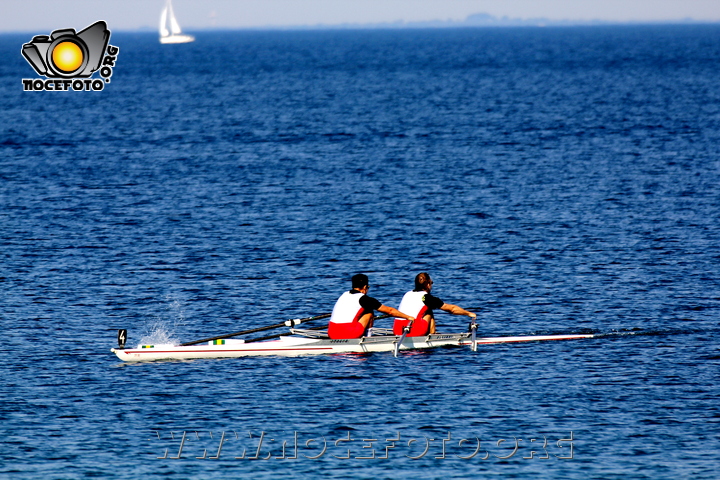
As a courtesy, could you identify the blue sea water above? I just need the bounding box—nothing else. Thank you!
[1,25,720,479]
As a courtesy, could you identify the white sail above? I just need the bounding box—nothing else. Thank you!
[159,0,194,44]
[159,7,169,37]
[168,2,183,34]
[169,16,183,35]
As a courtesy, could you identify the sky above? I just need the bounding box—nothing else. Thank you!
[2,0,719,33]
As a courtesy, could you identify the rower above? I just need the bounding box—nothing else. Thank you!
[328,274,415,339]
[393,272,477,336]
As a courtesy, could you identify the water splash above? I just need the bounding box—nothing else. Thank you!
[137,295,187,346]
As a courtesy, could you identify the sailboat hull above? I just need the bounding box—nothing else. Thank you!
[160,34,195,44]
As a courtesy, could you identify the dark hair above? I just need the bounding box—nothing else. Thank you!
[351,274,369,289]
[414,272,432,291]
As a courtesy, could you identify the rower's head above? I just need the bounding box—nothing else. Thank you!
[414,272,433,292]
[352,273,369,293]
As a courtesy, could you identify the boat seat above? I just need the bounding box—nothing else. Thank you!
[369,328,394,336]
[290,328,330,339]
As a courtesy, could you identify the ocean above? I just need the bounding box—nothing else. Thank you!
[1,25,719,479]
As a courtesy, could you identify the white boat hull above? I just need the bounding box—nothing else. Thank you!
[111,332,594,362]
[160,34,195,44]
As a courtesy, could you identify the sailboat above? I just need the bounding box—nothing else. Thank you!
[159,0,195,44]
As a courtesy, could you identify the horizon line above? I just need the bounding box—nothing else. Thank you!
[1,14,719,35]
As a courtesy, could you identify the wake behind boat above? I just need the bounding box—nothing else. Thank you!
[110,318,595,362]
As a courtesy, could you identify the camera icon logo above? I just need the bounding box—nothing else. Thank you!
[21,21,119,91]
[22,21,110,78]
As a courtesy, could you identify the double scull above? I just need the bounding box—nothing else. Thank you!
[111,326,594,362]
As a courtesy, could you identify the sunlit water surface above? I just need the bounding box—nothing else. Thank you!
[1,26,719,479]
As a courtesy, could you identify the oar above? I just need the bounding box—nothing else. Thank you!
[247,325,327,343]
[245,314,393,343]
[469,317,478,352]
[393,319,414,357]
[180,313,332,346]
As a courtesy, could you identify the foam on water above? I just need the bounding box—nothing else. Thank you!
[137,321,179,347]
[137,295,186,346]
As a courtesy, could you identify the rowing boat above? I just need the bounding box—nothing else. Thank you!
[111,327,594,362]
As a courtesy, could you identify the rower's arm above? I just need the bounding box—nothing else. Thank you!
[378,305,415,321]
[440,303,476,319]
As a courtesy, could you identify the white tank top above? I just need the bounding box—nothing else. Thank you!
[330,291,365,324]
[397,290,429,319]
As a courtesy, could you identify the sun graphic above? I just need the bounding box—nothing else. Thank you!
[51,41,84,73]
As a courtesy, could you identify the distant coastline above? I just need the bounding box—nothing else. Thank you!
[252,12,719,30]
[141,12,720,32]
[3,12,718,35]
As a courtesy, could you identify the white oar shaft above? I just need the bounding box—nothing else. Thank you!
[180,313,331,346]
[393,321,413,357]
[470,321,478,352]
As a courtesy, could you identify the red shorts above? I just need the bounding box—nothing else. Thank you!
[392,318,430,337]
[328,321,366,339]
